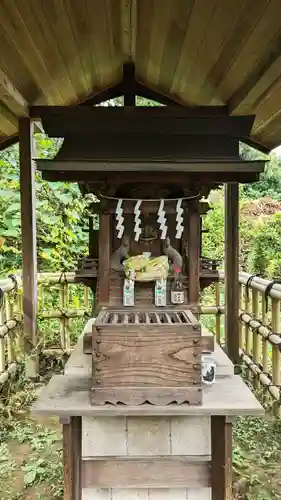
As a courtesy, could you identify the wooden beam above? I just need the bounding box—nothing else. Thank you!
[79,82,123,107]
[188,200,200,305]
[224,183,240,366]
[40,169,261,184]
[123,62,136,106]
[19,118,38,378]
[0,134,18,151]
[211,416,232,500]
[82,457,210,489]
[136,81,184,107]
[228,31,281,114]
[0,67,28,116]
[36,159,265,173]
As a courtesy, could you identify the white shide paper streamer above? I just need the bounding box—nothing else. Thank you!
[157,199,167,240]
[175,198,184,239]
[115,199,124,239]
[134,200,142,241]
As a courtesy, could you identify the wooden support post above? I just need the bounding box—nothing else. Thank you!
[19,118,38,378]
[188,201,200,305]
[98,214,111,305]
[61,416,82,500]
[123,62,136,106]
[224,183,239,367]
[211,416,233,500]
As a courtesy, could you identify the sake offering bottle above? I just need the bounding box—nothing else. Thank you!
[123,271,135,306]
[155,278,167,306]
[171,268,185,305]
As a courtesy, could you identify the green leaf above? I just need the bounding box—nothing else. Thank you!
[24,468,37,486]
[1,227,19,237]
[5,203,21,215]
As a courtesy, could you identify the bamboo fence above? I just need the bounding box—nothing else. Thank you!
[202,272,281,415]
[1,270,281,414]
[0,272,91,385]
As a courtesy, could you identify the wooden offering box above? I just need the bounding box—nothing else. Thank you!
[90,308,214,406]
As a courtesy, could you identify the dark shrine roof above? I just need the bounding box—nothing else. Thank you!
[1,1,281,153]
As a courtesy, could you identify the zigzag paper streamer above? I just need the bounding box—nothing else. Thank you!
[115,199,124,239]
[134,200,142,241]
[175,198,184,239]
[157,199,167,240]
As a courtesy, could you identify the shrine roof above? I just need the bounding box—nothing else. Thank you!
[1,1,281,153]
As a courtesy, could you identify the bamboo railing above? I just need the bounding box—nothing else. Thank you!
[1,270,281,414]
[201,272,281,415]
[0,272,91,385]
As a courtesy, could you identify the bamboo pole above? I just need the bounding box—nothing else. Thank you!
[244,285,251,355]
[84,286,89,311]
[0,306,5,373]
[271,298,281,416]
[261,294,269,376]
[215,281,221,344]
[5,294,14,363]
[238,283,245,351]
[59,283,69,351]
[0,362,17,385]
[252,288,261,389]
[261,294,269,405]
[240,349,280,403]
[239,311,281,348]
[40,309,86,319]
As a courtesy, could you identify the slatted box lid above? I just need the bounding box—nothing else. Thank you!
[90,308,214,406]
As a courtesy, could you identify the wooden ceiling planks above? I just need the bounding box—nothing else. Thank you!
[144,0,172,89]
[201,0,269,107]
[191,0,245,105]
[135,0,154,85]
[0,0,64,105]
[158,0,194,94]
[219,0,280,105]
[84,0,122,88]
[2,0,281,151]
[17,0,78,104]
[170,0,217,102]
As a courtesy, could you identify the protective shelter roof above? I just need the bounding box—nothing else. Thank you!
[1,0,281,153]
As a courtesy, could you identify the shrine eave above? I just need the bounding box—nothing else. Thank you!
[37,159,265,173]
[37,159,265,185]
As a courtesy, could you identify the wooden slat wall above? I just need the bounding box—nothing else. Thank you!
[2,0,281,149]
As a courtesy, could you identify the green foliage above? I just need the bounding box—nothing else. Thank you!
[240,143,281,201]
[202,190,256,268]
[0,135,88,273]
[247,213,281,277]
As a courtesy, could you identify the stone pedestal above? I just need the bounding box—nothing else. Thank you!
[33,320,263,500]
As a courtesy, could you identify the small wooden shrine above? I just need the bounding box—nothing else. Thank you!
[35,105,265,500]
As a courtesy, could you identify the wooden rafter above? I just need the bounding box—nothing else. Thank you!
[0,67,28,117]
[228,30,281,114]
